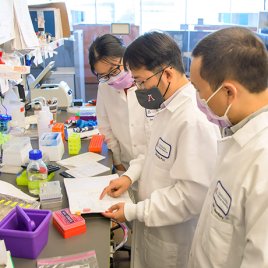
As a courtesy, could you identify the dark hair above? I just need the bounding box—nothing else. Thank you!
[192,26,268,93]
[123,31,185,73]
[88,34,125,75]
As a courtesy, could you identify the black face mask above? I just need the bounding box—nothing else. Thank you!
[135,87,164,109]
[135,83,170,110]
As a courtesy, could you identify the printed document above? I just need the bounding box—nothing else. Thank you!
[64,174,133,214]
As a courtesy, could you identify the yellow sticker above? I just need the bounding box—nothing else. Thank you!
[4,201,12,206]
[11,202,18,207]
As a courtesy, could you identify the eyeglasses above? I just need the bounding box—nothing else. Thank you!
[97,65,122,82]
[133,66,170,89]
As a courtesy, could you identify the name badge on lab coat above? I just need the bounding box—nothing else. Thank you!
[145,109,158,118]
[155,138,171,159]
[213,181,232,217]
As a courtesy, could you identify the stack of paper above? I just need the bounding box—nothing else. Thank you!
[64,174,133,214]
[13,0,39,49]
[57,152,109,178]
[57,152,105,169]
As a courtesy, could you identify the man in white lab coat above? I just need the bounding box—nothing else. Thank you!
[100,31,220,268]
[89,34,153,174]
[188,27,268,267]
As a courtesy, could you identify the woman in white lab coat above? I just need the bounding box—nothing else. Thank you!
[188,27,268,267]
[88,34,153,174]
[100,32,220,268]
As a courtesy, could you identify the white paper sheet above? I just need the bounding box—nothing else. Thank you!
[64,174,133,214]
[57,152,105,169]
[0,0,15,45]
[66,163,110,178]
[0,180,36,201]
[13,0,39,48]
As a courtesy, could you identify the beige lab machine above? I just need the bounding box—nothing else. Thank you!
[29,61,73,109]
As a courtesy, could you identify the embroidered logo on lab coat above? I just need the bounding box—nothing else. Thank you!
[212,181,232,219]
[148,94,156,102]
[155,138,171,159]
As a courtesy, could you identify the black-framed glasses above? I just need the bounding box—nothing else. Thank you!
[133,66,170,89]
[97,64,123,82]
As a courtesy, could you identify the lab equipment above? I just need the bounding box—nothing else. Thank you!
[52,208,86,238]
[39,181,63,210]
[67,133,81,155]
[88,134,104,153]
[52,122,65,140]
[29,61,73,109]
[37,105,53,138]
[39,132,64,161]
[2,136,32,167]
[16,170,55,186]
[39,181,62,201]
[0,114,11,132]
[27,149,48,196]
[0,208,52,259]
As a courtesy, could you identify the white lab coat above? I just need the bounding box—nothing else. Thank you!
[188,111,268,268]
[96,82,154,169]
[124,83,220,268]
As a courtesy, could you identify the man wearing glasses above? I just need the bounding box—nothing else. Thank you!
[100,31,220,268]
[89,34,154,177]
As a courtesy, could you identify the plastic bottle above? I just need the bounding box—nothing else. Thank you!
[27,149,48,196]
[37,105,53,138]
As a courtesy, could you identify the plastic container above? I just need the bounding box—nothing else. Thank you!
[39,132,64,161]
[27,149,48,196]
[37,106,53,138]
[2,136,32,167]
[88,134,104,153]
[52,123,65,140]
[68,133,81,155]
[52,208,86,239]
[0,208,52,259]
[0,114,12,133]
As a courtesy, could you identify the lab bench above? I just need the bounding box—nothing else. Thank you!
[0,112,113,268]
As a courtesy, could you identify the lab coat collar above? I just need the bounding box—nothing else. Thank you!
[231,111,268,147]
[162,82,194,113]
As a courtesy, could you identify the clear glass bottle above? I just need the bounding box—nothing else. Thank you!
[27,149,48,195]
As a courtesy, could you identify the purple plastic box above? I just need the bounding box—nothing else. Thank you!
[0,208,52,259]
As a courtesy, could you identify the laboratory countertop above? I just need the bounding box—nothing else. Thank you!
[0,111,113,268]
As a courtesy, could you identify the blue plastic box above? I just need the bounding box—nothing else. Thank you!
[0,208,52,259]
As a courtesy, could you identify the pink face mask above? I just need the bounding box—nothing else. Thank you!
[196,85,232,128]
[107,71,134,90]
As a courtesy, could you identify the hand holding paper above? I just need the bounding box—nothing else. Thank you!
[64,174,133,214]
[102,202,126,223]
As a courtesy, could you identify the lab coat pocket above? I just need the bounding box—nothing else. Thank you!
[144,230,178,268]
[201,214,233,267]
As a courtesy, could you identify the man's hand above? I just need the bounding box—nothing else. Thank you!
[99,176,132,199]
[114,164,126,172]
[102,202,126,222]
